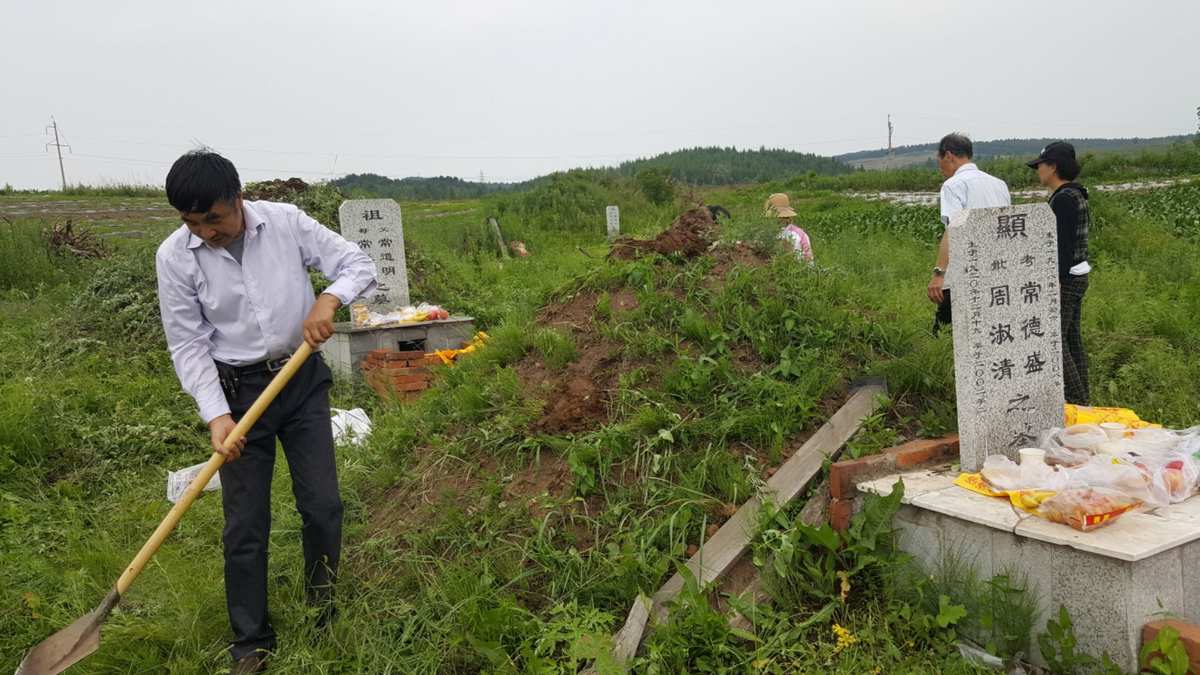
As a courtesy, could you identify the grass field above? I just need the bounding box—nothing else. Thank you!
[2,157,1199,672]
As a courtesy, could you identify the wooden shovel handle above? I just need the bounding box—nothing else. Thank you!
[116,342,314,595]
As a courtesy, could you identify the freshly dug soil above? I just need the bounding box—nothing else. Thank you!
[608,207,716,260]
[520,290,624,434]
[242,177,310,201]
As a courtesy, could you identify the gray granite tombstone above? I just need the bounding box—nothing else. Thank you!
[949,204,1064,471]
[339,198,409,310]
[606,205,620,240]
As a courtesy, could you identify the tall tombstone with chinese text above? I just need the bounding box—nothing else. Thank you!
[949,204,1064,471]
[338,198,409,310]
[606,205,619,240]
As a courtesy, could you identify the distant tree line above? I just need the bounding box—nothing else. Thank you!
[838,135,1197,163]
[331,147,854,199]
[331,136,1199,200]
[331,173,526,201]
[611,146,851,185]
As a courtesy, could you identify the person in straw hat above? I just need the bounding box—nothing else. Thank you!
[765,193,813,262]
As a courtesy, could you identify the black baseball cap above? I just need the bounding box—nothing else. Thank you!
[1027,141,1076,168]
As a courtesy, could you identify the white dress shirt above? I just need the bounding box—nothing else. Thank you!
[156,200,377,422]
[939,163,1011,288]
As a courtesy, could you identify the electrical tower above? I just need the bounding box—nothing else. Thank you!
[45,117,71,190]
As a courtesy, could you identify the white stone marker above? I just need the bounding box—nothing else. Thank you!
[339,198,408,310]
[949,204,1064,471]
[606,205,620,240]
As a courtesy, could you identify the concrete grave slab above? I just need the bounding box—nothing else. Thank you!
[911,485,1024,532]
[855,469,954,502]
[1182,540,1200,623]
[1014,511,1200,562]
[1050,546,1131,664]
[857,469,1200,671]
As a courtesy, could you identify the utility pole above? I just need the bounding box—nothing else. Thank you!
[887,114,894,157]
[45,117,71,190]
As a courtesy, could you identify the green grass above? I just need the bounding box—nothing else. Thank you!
[4,171,1200,672]
[0,218,79,290]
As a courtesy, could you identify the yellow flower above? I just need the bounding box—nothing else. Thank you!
[832,623,858,652]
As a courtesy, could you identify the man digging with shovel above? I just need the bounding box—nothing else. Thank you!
[155,151,377,672]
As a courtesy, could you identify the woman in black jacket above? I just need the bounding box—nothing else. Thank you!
[1028,142,1090,404]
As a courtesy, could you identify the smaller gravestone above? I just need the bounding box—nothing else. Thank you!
[949,204,1064,471]
[339,199,409,310]
[606,205,620,240]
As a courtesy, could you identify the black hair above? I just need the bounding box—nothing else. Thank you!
[937,133,973,159]
[1051,157,1082,181]
[707,204,732,221]
[165,150,241,213]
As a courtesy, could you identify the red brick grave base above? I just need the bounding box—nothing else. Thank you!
[827,435,960,531]
[360,348,442,401]
[1143,620,1200,673]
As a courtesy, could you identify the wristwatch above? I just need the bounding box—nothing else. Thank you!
[932,266,945,277]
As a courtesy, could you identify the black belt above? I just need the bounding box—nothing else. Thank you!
[217,355,292,377]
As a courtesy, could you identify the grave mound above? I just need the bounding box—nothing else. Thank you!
[608,207,716,260]
[523,237,769,434]
[242,177,312,201]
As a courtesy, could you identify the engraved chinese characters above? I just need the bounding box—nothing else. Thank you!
[949,204,1064,471]
[338,199,409,310]
[606,205,620,240]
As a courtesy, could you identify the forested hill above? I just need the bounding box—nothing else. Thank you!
[612,146,852,184]
[333,147,854,198]
[838,135,1196,164]
[331,174,523,200]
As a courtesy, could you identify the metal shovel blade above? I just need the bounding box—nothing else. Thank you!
[15,589,119,675]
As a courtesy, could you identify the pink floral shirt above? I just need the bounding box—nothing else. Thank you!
[779,224,813,261]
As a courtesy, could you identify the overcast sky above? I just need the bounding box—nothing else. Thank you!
[2,0,1197,189]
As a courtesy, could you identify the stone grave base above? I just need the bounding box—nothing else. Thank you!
[856,469,1200,672]
[324,316,475,379]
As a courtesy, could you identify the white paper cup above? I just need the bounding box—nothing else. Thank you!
[1019,448,1046,466]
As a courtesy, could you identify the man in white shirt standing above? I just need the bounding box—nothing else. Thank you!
[927,133,1011,333]
[156,151,377,673]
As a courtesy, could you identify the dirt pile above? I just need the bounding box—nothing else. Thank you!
[367,210,777,544]
[520,207,773,434]
[522,290,629,434]
[608,207,716,260]
[242,177,310,201]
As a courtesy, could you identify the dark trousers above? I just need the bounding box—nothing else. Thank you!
[1060,275,1090,405]
[218,355,342,660]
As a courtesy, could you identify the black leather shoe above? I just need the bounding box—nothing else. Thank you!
[232,652,269,674]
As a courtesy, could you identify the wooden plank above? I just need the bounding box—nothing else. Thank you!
[649,381,886,621]
[580,593,651,674]
[612,594,653,664]
[726,576,770,633]
[583,381,887,670]
[726,480,831,632]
